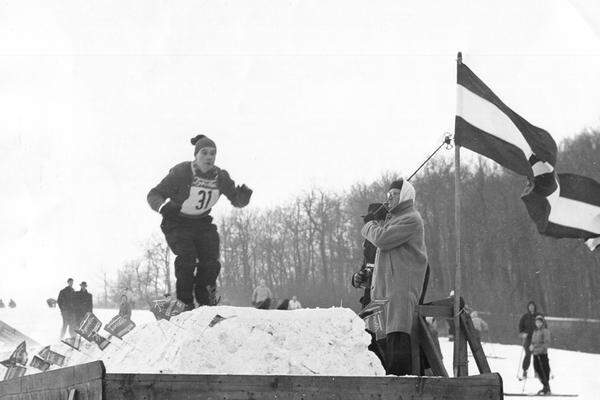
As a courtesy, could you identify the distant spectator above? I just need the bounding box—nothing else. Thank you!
[252,279,273,309]
[73,281,93,325]
[288,296,302,310]
[8,299,16,308]
[529,315,551,395]
[0,299,5,308]
[518,301,540,379]
[47,298,57,308]
[118,294,132,320]
[57,278,76,338]
[470,311,489,340]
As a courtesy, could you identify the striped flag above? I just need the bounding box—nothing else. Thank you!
[455,62,557,178]
[522,173,600,251]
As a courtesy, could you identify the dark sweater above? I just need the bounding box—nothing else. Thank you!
[147,162,249,219]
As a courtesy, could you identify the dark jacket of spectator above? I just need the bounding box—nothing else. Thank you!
[74,289,93,320]
[57,286,75,313]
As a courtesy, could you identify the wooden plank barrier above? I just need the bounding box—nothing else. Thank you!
[105,371,503,400]
[1,361,502,400]
[0,361,104,400]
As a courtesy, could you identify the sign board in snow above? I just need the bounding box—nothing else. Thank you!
[75,312,102,342]
[104,315,136,339]
[61,335,82,351]
[151,299,187,321]
[30,355,51,372]
[91,333,111,350]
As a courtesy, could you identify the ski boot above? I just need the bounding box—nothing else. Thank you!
[206,285,221,306]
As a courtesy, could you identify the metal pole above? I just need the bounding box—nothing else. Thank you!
[453,51,465,377]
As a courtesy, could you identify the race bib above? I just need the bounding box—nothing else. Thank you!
[181,177,220,215]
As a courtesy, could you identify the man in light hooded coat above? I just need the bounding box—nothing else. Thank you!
[361,178,428,375]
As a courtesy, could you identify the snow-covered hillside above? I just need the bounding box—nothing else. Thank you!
[0,305,597,398]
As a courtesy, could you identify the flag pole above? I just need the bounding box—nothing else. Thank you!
[453,51,467,377]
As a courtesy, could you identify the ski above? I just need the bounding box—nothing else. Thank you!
[505,393,578,397]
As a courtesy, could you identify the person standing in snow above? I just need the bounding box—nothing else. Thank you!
[288,296,302,310]
[252,279,273,309]
[361,179,428,376]
[73,281,93,326]
[57,278,76,338]
[529,315,552,395]
[118,294,132,320]
[518,300,540,379]
[470,311,489,341]
[148,135,252,311]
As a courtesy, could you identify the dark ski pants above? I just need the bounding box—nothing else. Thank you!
[162,217,221,308]
[522,339,533,371]
[533,353,551,390]
[255,298,271,309]
[60,311,76,338]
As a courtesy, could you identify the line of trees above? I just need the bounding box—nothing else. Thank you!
[106,129,600,319]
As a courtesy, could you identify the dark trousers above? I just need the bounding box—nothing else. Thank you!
[256,298,271,309]
[367,331,386,368]
[533,354,551,390]
[60,312,75,338]
[522,339,533,371]
[384,332,412,376]
[162,217,221,307]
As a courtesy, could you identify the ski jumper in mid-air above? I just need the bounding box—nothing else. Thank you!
[147,135,252,310]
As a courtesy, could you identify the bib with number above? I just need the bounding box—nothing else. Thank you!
[180,176,221,216]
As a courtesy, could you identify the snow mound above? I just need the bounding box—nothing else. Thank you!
[53,306,385,376]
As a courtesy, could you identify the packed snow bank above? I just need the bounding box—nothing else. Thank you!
[29,306,385,376]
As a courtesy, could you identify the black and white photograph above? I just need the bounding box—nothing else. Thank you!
[1,1,599,399]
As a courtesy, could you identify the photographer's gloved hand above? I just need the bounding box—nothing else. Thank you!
[373,206,388,221]
[351,271,364,288]
[362,203,387,224]
[352,268,372,288]
[362,213,376,224]
[159,200,181,218]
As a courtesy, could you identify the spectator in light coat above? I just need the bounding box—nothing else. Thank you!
[361,179,428,376]
[252,279,273,309]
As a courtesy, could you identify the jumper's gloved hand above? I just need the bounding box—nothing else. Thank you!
[237,184,253,206]
[159,200,181,218]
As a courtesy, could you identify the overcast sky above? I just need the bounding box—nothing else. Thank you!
[1,0,599,304]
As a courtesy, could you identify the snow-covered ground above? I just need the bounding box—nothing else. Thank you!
[1,304,598,398]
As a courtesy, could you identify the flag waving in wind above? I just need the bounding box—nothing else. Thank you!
[454,57,599,251]
[455,61,557,178]
[522,173,600,251]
